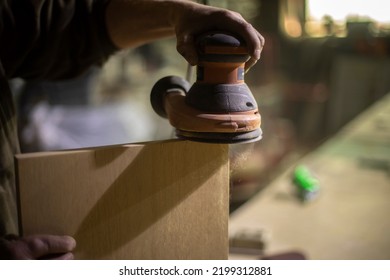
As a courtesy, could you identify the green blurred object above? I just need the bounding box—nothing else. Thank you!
[293,165,320,201]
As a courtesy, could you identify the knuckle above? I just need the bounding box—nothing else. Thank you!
[28,238,46,253]
[222,9,240,17]
[242,22,254,32]
[215,9,234,19]
[259,34,265,45]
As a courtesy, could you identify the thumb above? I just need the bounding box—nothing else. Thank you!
[176,34,198,66]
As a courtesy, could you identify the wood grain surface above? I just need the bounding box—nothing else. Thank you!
[16,140,229,260]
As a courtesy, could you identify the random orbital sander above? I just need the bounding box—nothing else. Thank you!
[150,32,262,144]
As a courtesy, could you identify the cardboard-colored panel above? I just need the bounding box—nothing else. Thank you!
[16,140,229,260]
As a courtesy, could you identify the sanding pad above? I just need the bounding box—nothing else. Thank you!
[176,128,262,144]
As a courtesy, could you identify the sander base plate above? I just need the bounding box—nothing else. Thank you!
[176,128,262,144]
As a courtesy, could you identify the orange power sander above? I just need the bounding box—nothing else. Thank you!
[150,32,262,144]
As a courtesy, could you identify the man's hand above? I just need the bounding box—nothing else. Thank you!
[0,235,76,260]
[173,3,265,72]
[106,0,264,72]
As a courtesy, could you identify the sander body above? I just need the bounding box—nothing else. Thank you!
[150,32,262,144]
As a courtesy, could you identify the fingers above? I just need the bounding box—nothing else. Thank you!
[245,31,265,73]
[4,235,76,260]
[55,252,75,260]
[40,252,75,260]
[174,4,264,72]
[27,235,76,259]
[176,34,198,66]
[218,12,264,72]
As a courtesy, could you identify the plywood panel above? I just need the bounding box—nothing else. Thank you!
[16,140,229,260]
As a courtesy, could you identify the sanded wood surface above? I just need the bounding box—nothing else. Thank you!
[16,140,229,260]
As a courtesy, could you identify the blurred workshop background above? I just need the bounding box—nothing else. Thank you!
[10,0,390,259]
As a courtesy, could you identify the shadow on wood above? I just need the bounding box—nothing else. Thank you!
[16,140,229,259]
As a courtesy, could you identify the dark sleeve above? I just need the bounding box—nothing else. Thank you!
[0,0,118,81]
[0,67,19,237]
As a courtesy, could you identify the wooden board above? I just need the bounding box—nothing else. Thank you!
[16,140,229,260]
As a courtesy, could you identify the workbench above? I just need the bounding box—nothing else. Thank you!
[229,93,390,260]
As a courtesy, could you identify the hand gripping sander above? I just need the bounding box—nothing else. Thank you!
[150,32,262,144]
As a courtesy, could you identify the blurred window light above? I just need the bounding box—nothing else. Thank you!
[306,0,390,37]
[281,0,390,38]
[308,0,389,23]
